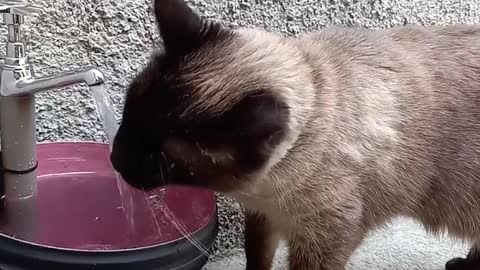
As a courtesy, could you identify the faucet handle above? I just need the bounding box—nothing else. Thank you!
[0,0,27,10]
[7,5,42,17]
[0,0,42,18]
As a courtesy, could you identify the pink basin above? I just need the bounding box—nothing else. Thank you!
[0,142,217,252]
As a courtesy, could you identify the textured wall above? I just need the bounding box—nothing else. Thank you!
[10,0,480,259]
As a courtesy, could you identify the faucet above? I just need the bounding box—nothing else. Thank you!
[0,1,106,238]
[0,4,105,97]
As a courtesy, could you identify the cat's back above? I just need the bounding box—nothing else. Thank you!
[295,24,480,134]
[289,24,480,223]
[299,24,480,141]
[297,24,480,78]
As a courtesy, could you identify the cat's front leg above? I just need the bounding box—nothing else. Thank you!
[446,239,480,270]
[244,210,281,270]
[287,220,365,270]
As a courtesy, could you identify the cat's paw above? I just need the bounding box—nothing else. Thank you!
[445,256,480,270]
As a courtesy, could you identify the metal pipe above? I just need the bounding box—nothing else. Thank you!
[0,10,37,240]
[0,94,37,240]
[0,66,105,242]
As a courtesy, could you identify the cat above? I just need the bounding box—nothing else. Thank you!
[109,0,480,269]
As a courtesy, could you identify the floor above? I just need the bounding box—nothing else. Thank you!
[205,218,469,270]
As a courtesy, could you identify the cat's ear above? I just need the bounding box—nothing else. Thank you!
[219,92,291,170]
[230,93,290,144]
[153,0,222,55]
[162,92,290,179]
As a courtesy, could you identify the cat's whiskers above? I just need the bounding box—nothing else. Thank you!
[141,187,162,236]
[160,151,170,185]
[149,193,216,258]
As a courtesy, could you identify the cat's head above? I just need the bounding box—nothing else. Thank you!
[110,0,313,192]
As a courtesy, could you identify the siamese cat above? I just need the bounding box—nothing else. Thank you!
[110,0,480,269]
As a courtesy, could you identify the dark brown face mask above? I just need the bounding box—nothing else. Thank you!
[109,0,291,192]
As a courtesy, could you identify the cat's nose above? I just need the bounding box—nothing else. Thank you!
[110,149,123,173]
[110,140,129,173]
[110,128,127,172]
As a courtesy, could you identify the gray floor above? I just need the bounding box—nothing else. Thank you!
[206,218,470,270]
[18,0,480,267]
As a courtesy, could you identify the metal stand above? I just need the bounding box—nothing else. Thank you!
[0,1,105,240]
[0,6,40,240]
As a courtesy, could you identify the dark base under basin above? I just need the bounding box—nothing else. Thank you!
[0,221,217,270]
[0,142,218,270]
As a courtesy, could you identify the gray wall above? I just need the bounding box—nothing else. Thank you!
[11,0,480,259]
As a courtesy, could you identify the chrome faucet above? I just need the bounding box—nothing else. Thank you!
[0,0,106,238]
[0,4,105,97]
[2,65,105,96]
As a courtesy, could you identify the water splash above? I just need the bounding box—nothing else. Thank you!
[145,189,213,257]
[89,84,227,261]
[89,85,118,146]
[89,85,136,231]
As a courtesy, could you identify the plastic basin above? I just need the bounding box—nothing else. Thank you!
[0,142,218,270]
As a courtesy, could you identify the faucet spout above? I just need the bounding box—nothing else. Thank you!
[1,66,105,97]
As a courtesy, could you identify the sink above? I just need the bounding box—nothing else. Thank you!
[0,142,218,270]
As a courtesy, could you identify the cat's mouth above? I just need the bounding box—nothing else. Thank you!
[116,169,166,191]
[110,151,168,191]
